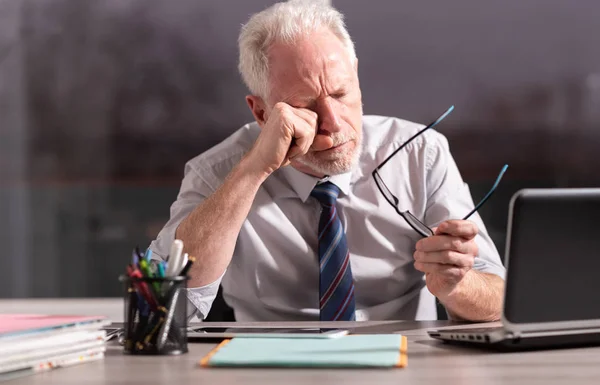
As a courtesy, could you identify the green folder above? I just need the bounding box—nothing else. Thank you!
[200,334,408,368]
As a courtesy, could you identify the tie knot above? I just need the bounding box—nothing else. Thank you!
[311,182,340,207]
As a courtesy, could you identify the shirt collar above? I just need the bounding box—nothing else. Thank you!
[274,165,352,203]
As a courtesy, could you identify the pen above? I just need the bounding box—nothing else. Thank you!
[125,286,137,349]
[157,261,166,278]
[135,246,145,262]
[156,262,167,301]
[128,267,159,309]
[182,253,188,268]
[139,259,163,294]
[132,249,140,267]
[138,259,149,276]
[139,307,160,348]
[156,286,182,351]
[144,316,165,347]
[178,255,196,277]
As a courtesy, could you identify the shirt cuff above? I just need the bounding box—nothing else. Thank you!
[473,258,506,280]
[185,271,226,321]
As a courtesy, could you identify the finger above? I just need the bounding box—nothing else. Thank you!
[285,109,316,156]
[291,108,333,151]
[286,143,304,160]
[292,122,316,156]
[413,250,475,268]
[436,220,478,240]
[275,103,313,135]
[415,235,473,254]
[413,261,466,280]
[310,134,335,151]
[293,107,318,127]
[292,107,334,151]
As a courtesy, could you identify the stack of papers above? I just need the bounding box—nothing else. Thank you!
[0,314,111,381]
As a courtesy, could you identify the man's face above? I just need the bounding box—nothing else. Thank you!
[265,28,363,176]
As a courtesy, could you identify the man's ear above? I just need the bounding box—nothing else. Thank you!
[246,95,268,128]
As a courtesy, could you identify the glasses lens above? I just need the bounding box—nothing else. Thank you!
[372,107,455,238]
[402,211,434,237]
[373,171,398,207]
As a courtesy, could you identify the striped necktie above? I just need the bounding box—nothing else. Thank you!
[311,182,356,321]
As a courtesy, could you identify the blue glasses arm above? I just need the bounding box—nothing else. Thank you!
[429,105,454,129]
[462,164,509,221]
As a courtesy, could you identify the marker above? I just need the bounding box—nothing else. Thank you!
[139,259,152,278]
[139,259,162,294]
[157,262,166,278]
[127,266,158,309]
[181,253,188,270]
[165,240,184,278]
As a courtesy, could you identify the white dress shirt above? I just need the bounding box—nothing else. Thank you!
[149,115,506,321]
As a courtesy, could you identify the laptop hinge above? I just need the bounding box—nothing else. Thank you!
[506,331,522,340]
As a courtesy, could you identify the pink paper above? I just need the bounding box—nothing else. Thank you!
[0,314,106,335]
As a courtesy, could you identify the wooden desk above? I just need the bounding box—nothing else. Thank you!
[2,298,599,384]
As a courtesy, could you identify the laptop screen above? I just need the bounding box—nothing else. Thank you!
[503,189,600,324]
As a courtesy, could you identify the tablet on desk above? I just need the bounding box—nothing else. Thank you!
[188,326,349,339]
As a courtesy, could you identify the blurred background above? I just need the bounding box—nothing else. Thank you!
[1,0,599,300]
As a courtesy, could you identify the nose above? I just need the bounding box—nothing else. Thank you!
[316,98,342,134]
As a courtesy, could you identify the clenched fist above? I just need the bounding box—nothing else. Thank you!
[246,102,334,176]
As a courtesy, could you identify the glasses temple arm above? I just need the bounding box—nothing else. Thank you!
[463,164,509,221]
[375,106,455,171]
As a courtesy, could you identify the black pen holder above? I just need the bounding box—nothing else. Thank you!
[120,275,189,355]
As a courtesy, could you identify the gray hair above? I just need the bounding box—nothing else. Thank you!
[238,0,357,99]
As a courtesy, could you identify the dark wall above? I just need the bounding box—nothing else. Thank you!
[1,0,599,298]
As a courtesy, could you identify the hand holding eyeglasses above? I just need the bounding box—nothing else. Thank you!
[372,105,509,238]
[413,219,480,299]
[371,105,509,302]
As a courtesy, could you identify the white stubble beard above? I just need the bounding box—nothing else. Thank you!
[296,129,363,176]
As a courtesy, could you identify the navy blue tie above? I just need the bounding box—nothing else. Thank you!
[311,182,356,321]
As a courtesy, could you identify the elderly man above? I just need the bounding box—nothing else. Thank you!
[150,1,505,322]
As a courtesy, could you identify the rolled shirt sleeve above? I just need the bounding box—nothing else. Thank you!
[149,161,225,321]
[423,132,506,279]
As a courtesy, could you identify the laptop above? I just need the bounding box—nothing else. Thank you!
[428,188,600,351]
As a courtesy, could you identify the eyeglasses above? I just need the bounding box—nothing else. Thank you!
[372,105,508,238]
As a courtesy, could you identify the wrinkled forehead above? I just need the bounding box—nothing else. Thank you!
[266,29,356,99]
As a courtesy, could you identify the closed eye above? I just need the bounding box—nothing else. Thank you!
[330,92,347,100]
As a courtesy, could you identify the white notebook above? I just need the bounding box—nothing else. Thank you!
[0,329,106,373]
[0,347,105,381]
[0,314,110,378]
